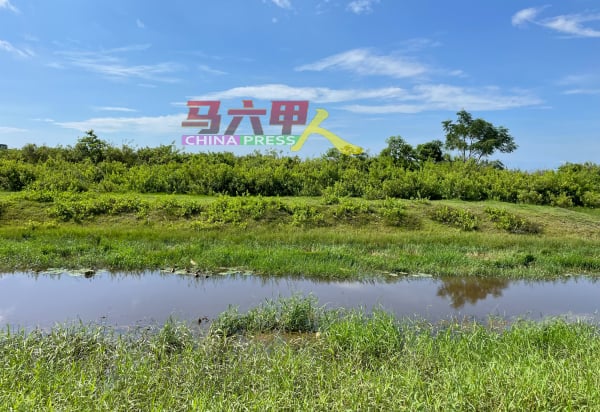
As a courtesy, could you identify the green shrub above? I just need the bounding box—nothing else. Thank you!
[550,193,574,208]
[51,195,150,221]
[321,187,340,205]
[484,207,542,234]
[290,204,325,226]
[517,190,545,205]
[581,191,600,208]
[331,198,372,221]
[158,198,204,218]
[430,205,478,231]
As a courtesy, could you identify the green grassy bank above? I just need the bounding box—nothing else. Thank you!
[1,297,599,411]
[1,192,600,279]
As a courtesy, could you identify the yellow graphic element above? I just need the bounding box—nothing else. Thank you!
[291,109,363,155]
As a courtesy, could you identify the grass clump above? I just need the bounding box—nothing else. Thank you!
[210,294,329,336]
[325,310,404,365]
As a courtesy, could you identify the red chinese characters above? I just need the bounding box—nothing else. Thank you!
[182,100,309,135]
[181,101,221,134]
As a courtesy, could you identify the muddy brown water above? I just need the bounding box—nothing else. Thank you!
[1,271,599,329]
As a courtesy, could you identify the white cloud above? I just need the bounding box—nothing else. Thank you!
[0,0,19,13]
[511,7,544,27]
[192,84,408,103]
[136,19,145,29]
[0,39,34,58]
[0,126,28,133]
[56,45,181,82]
[543,13,600,37]
[343,84,542,113]
[347,0,379,15]
[187,82,541,114]
[513,7,600,37]
[56,114,185,134]
[271,0,292,9]
[296,48,427,78]
[94,106,138,113]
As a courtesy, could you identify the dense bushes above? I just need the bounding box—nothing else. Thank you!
[2,141,600,207]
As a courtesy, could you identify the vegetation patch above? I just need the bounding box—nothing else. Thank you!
[484,206,542,234]
[210,295,328,337]
[430,205,479,231]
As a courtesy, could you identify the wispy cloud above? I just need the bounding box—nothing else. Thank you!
[94,106,138,113]
[343,84,542,113]
[56,114,185,134]
[198,64,227,75]
[347,0,380,15]
[136,19,145,29]
[55,44,181,82]
[563,88,600,95]
[0,0,19,13]
[0,39,34,58]
[0,126,28,133]
[186,82,541,113]
[271,0,292,9]
[512,7,600,37]
[191,84,408,103]
[558,73,600,94]
[511,7,544,27]
[296,48,427,78]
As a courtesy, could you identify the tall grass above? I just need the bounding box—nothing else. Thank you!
[1,297,600,410]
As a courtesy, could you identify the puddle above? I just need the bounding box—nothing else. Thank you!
[1,272,599,329]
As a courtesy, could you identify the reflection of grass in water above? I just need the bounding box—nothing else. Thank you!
[2,297,600,410]
[1,194,600,278]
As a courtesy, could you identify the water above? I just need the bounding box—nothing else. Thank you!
[1,271,599,329]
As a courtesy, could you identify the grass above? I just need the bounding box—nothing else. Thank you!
[1,192,600,279]
[1,296,600,410]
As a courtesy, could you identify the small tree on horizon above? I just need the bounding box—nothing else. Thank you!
[442,110,517,163]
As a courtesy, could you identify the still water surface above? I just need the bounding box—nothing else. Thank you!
[1,271,599,329]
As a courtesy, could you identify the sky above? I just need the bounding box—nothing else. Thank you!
[1,0,599,170]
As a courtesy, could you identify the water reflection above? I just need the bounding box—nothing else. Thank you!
[0,272,599,329]
[437,277,510,308]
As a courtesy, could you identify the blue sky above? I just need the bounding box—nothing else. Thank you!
[1,0,599,169]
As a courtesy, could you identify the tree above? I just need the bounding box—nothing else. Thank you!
[416,140,444,163]
[442,110,516,162]
[74,130,108,164]
[380,136,417,169]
